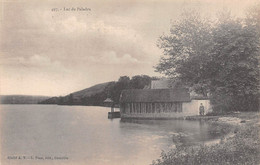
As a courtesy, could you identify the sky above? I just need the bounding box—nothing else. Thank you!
[0,0,258,96]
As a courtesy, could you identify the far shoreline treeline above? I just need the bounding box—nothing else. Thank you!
[0,95,50,104]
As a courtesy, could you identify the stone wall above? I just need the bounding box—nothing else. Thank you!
[183,99,212,116]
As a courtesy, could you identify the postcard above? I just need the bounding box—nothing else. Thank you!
[1,0,259,164]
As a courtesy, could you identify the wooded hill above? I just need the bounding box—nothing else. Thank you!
[39,75,158,106]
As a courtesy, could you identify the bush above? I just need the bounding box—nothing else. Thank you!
[210,93,259,112]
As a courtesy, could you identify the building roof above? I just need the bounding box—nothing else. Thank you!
[120,88,190,103]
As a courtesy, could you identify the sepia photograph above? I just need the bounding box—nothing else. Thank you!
[0,0,259,164]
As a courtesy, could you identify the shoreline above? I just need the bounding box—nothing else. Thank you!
[152,112,260,165]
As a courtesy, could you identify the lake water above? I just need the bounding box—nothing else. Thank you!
[1,105,219,165]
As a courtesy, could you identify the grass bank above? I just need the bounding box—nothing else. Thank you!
[152,112,260,165]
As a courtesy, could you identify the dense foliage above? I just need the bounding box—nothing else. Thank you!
[156,8,260,112]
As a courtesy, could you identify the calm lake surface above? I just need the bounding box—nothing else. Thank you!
[1,105,219,165]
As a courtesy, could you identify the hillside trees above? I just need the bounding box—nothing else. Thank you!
[111,75,153,104]
[156,9,259,112]
[130,75,152,89]
[39,75,154,105]
[83,75,154,105]
[110,76,131,104]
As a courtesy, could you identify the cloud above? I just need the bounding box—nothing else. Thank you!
[2,0,257,95]
[86,51,142,65]
[48,15,142,43]
[1,4,159,65]
[0,54,68,73]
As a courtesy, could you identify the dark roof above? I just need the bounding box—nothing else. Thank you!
[120,88,190,103]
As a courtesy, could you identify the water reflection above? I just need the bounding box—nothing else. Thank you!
[120,118,218,146]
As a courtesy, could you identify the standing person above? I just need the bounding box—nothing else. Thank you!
[199,103,205,115]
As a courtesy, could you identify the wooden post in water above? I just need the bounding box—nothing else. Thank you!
[111,104,114,112]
